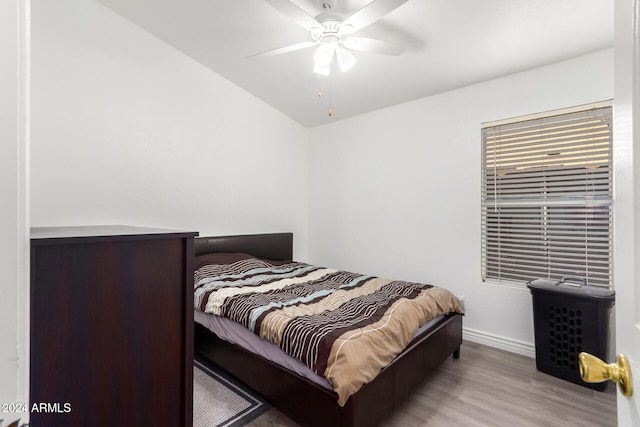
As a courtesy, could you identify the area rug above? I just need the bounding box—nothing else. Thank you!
[194,358,271,427]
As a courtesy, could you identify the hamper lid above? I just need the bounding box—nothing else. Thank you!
[527,277,615,301]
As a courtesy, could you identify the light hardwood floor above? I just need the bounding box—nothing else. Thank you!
[247,341,617,427]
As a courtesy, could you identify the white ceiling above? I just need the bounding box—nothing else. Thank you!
[96,0,613,128]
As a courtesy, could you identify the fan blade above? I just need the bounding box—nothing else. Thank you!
[341,0,409,34]
[342,37,405,55]
[247,41,318,59]
[264,0,323,32]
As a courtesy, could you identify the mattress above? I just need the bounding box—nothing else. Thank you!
[194,309,446,391]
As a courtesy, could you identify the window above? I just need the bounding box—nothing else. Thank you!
[481,103,612,288]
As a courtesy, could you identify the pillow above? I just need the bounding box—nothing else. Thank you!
[194,252,292,271]
[194,252,255,271]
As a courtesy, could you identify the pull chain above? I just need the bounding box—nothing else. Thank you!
[328,74,333,117]
[315,76,333,118]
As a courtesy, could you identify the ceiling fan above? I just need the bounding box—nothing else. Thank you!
[249,0,410,76]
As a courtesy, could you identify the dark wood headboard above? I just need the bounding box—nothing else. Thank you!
[194,233,293,261]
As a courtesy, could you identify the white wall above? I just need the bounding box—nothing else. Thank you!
[29,0,614,355]
[30,0,309,258]
[0,0,29,421]
[308,49,614,353]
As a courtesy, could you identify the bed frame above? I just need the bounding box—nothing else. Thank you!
[194,232,463,427]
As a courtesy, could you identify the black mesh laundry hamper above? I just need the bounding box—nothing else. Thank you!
[527,278,615,390]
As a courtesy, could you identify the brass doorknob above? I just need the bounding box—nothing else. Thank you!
[578,352,633,397]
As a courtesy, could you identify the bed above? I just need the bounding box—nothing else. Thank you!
[193,232,463,427]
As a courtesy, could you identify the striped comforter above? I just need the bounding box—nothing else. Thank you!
[194,257,463,406]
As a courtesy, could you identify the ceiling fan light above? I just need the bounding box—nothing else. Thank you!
[314,43,335,66]
[313,63,331,76]
[336,47,356,71]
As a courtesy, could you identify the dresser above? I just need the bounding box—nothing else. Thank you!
[30,226,197,427]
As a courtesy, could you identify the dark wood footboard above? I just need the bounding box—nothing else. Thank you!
[195,312,463,427]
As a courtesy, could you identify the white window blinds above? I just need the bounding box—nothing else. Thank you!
[481,103,613,288]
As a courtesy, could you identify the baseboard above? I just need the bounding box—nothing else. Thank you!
[463,327,535,359]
